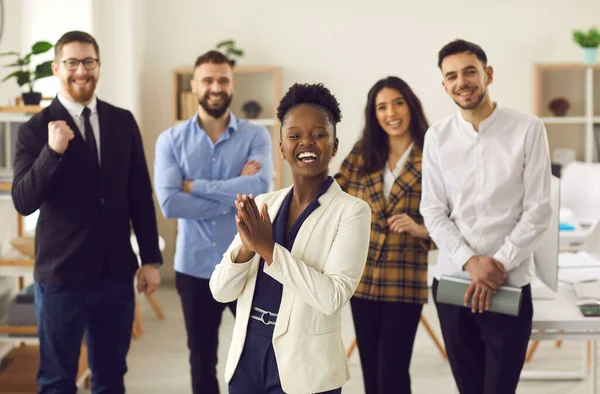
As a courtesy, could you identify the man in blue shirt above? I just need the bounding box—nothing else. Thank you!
[154,50,273,394]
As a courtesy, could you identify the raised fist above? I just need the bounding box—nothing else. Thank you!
[48,121,75,154]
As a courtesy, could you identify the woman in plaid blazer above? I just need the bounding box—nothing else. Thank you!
[334,76,433,394]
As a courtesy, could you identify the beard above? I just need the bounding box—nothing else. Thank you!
[453,86,487,110]
[64,75,97,104]
[198,92,232,119]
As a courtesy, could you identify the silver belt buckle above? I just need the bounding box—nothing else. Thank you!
[253,307,277,325]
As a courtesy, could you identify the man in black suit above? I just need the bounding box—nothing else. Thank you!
[11,31,162,394]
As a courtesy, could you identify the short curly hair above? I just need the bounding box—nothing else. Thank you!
[277,83,342,135]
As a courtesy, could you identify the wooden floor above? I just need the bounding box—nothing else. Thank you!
[0,344,88,393]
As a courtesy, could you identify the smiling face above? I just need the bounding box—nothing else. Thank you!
[375,87,412,141]
[191,62,234,119]
[280,104,338,181]
[52,41,100,105]
[441,52,493,111]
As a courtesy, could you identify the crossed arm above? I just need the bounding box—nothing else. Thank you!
[154,129,272,220]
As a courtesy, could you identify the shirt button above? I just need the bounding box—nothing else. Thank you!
[212,221,216,226]
[212,242,216,247]
[223,210,228,214]
[212,157,216,162]
[100,198,105,206]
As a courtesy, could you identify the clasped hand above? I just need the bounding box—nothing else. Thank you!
[235,194,275,264]
[463,256,507,314]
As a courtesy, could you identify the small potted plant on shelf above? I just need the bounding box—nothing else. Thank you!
[242,100,262,119]
[215,40,244,67]
[573,26,600,65]
[0,41,54,105]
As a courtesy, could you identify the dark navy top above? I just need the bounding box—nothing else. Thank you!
[251,176,335,315]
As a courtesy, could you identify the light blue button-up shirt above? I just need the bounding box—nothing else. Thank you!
[154,113,273,279]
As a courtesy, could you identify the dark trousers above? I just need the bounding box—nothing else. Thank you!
[34,277,135,394]
[229,319,342,394]
[432,279,533,394]
[350,297,423,394]
[176,272,236,394]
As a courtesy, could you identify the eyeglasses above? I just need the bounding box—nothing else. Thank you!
[62,57,99,71]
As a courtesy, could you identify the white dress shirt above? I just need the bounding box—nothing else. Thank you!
[383,143,413,200]
[420,104,552,287]
[57,94,101,164]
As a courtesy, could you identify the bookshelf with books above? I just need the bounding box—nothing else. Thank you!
[172,65,283,190]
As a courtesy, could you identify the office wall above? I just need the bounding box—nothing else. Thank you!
[6,0,600,278]
[136,0,600,276]
[19,0,93,98]
[0,0,22,106]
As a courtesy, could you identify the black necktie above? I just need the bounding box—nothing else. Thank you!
[82,107,99,166]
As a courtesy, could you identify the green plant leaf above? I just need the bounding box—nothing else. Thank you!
[17,72,31,86]
[0,51,20,57]
[230,48,244,56]
[34,60,54,79]
[216,40,234,48]
[31,41,53,55]
[573,27,600,47]
[1,70,31,86]
[4,62,24,67]
[1,70,23,83]
[22,54,32,65]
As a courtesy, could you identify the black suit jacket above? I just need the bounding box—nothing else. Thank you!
[11,98,162,285]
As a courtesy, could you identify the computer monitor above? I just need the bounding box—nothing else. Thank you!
[533,175,560,292]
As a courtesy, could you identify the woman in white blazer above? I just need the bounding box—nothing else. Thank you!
[210,83,371,394]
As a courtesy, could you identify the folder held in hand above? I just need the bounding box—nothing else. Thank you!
[436,275,523,317]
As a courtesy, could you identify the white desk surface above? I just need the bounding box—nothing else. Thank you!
[532,285,600,331]
[559,219,597,249]
[427,257,600,332]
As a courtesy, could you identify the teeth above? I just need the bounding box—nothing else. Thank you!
[298,152,317,159]
[388,120,401,126]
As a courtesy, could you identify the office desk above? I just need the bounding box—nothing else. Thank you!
[560,219,597,251]
[524,285,600,393]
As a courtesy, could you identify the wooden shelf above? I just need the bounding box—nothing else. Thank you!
[0,106,43,114]
[534,64,598,162]
[172,64,283,190]
[0,343,90,392]
[540,116,587,124]
[248,118,276,127]
[534,63,600,70]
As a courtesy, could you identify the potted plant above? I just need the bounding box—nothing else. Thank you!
[0,41,54,105]
[242,100,262,119]
[215,40,244,67]
[573,27,600,65]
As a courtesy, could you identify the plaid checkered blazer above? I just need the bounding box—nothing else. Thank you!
[334,142,434,304]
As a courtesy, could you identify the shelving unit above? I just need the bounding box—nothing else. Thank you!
[0,112,34,179]
[533,63,600,163]
[172,65,284,190]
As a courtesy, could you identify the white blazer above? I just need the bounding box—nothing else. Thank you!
[210,180,371,394]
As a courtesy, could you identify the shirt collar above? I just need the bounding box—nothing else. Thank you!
[57,93,98,119]
[456,102,502,133]
[193,112,239,140]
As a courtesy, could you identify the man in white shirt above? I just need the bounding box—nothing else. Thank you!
[420,39,552,394]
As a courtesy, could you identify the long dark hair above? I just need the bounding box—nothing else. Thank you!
[359,76,429,175]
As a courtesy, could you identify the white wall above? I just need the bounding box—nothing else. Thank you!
[4,0,600,276]
[92,0,144,118]
[20,0,93,97]
[134,0,600,274]
[0,0,22,106]
[138,0,599,175]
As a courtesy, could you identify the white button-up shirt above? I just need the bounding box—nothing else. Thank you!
[57,93,101,164]
[383,143,413,200]
[420,104,552,287]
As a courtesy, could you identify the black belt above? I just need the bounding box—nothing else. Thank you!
[250,306,277,325]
